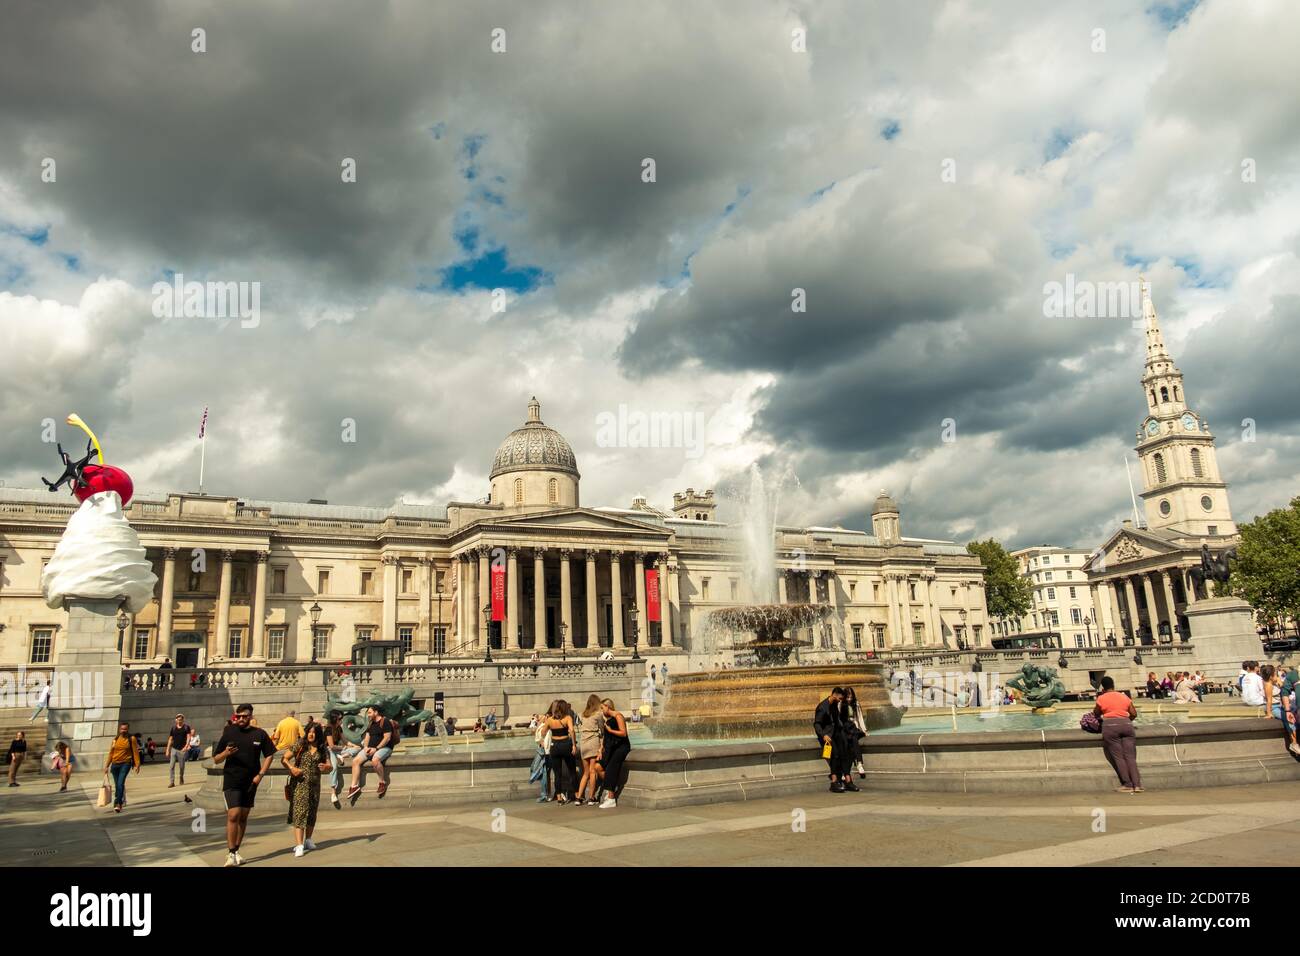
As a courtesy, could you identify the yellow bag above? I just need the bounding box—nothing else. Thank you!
[821,742,833,759]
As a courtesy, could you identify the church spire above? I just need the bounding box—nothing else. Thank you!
[1141,276,1171,367]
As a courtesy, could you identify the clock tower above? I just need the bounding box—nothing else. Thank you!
[1134,279,1236,537]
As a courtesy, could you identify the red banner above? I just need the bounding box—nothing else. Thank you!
[490,561,505,621]
[645,569,661,622]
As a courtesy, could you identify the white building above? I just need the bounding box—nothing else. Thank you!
[997,546,1117,648]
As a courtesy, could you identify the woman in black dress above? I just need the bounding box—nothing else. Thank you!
[596,699,631,809]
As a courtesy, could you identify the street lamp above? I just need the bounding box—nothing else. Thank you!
[559,622,568,662]
[309,602,322,665]
[1083,613,1093,646]
[116,607,130,655]
[482,603,494,663]
[628,604,641,661]
[957,608,968,650]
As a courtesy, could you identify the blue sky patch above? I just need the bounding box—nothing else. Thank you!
[436,245,549,293]
[1148,0,1200,30]
[881,119,901,141]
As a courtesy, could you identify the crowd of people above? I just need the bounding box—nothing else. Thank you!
[1143,670,1206,701]
[529,696,631,808]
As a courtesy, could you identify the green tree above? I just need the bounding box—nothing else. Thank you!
[966,538,1033,620]
[1224,496,1300,632]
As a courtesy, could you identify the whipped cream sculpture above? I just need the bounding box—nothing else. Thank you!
[40,414,156,612]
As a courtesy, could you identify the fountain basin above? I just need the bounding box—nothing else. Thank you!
[647,661,902,739]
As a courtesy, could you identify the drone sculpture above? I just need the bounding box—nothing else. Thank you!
[40,413,134,505]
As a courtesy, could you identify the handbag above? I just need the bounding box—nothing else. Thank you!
[96,774,111,807]
[1079,711,1102,734]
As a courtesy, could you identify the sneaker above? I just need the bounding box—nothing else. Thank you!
[536,795,549,803]
[304,838,316,850]
[331,792,340,808]
[168,783,175,789]
[347,785,362,807]
[1289,742,1300,756]
[830,781,845,794]
[1114,787,1133,793]
[224,852,238,867]
[599,796,617,809]
[234,851,245,866]
[843,779,861,792]
[293,845,305,858]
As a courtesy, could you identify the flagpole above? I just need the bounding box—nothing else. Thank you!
[1124,456,1142,528]
[199,432,206,495]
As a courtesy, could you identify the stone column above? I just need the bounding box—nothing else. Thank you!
[559,549,573,652]
[658,553,672,647]
[477,548,490,645]
[214,549,234,659]
[884,574,902,647]
[251,551,268,659]
[928,576,943,647]
[507,548,520,650]
[1087,583,1102,646]
[610,552,624,647]
[381,554,398,642]
[533,549,546,649]
[585,550,599,647]
[668,559,681,647]
[777,570,788,605]
[1122,577,1140,642]
[47,598,125,771]
[1140,573,1159,644]
[157,547,177,660]
[1183,568,1198,604]
[634,553,648,634]
[419,557,433,652]
[915,574,932,645]
[1108,579,1125,640]
[1160,569,1178,641]
[962,578,975,646]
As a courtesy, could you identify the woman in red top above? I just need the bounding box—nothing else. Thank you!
[1092,676,1142,793]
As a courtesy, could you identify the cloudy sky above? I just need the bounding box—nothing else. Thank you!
[1,0,1297,549]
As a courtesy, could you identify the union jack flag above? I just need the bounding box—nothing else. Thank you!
[198,406,208,439]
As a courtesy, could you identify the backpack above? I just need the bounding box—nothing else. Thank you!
[388,718,402,750]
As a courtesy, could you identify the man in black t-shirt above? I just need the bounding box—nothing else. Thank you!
[346,706,395,805]
[7,732,27,786]
[165,714,193,787]
[212,703,275,867]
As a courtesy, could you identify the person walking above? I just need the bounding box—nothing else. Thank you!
[212,704,277,867]
[103,722,142,812]
[1092,676,1142,793]
[596,698,631,809]
[51,741,75,791]
[541,700,578,804]
[30,681,52,722]
[842,686,869,779]
[575,694,605,806]
[283,723,330,857]
[814,688,855,793]
[7,731,27,787]
[165,714,193,788]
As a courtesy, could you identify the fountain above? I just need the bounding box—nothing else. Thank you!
[648,465,902,739]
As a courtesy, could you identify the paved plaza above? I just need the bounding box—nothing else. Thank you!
[4,761,1299,867]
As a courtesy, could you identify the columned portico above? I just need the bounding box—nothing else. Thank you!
[214,549,233,659]
[634,552,647,635]
[506,548,520,650]
[251,551,268,659]
[585,550,598,647]
[559,549,573,651]
[1159,569,1179,641]
[610,552,624,646]
[1140,573,1159,644]
[533,548,546,648]
[1122,577,1140,642]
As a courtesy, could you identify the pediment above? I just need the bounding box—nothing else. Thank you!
[1085,526,1182,573]
[475,508,670,536]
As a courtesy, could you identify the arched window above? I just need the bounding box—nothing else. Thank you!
[1160,386,1169,403]
[514,478,524,504]
[1173,385,1180,401]
[1190,447,1203,477]
[1153,453,1167,483]
[548,477,558,504]
[1150,389,1157,407]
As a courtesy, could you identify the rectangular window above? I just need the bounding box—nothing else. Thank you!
[1043,571,1053,582]
[30,629,53,664]
[872,582,879,601]
[398,626,414,653]
[272,568,286,594]
[701,578,710,601]
[1051,610,1060,626]
[268,628,286,660]
[317,569,330,594]
[1075,635,1084,648]
[849,581,856,600]
[852,623,863,649]
[432,625,447,655]
[1047,588,1056,600]
[872,624,885,648]
[1066,570,1073,580]
[912,622,925,645]
[909,581,917,601]
[227,628,243,658]
[187,572,202,592]
[1207,525,1218,535]
[402,568,414,593]
[133,629,150,660]
[1042,555,1051,565]
[729,580,738,601]
[234,568,247,594]
[313,628,330,660]
[360,570,373,595]
[1071,608,1082,625]
[356,627,375,642]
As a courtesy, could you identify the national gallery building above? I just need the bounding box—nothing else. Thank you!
[0,398,990,669]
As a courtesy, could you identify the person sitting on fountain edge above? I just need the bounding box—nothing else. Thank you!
[814,688,858,793]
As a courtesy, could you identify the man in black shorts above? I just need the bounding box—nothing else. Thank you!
[212,703,275,867]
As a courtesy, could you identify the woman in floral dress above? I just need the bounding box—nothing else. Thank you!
[283,722,330,857]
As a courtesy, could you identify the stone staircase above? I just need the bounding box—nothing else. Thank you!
[0,708,49,775]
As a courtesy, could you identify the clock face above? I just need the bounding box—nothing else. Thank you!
[1146,419,1160,436]
[1182,414,1196,431]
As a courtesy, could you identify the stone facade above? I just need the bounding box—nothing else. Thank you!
[993,546,1117,647]
[0,399,989,669]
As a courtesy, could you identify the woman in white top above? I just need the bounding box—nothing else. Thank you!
[575,695,605,806]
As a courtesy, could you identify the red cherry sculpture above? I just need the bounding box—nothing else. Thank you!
[73,464,134,506]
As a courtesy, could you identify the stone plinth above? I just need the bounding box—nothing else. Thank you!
[46,597,124,770]
[1183,598,1263,682]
